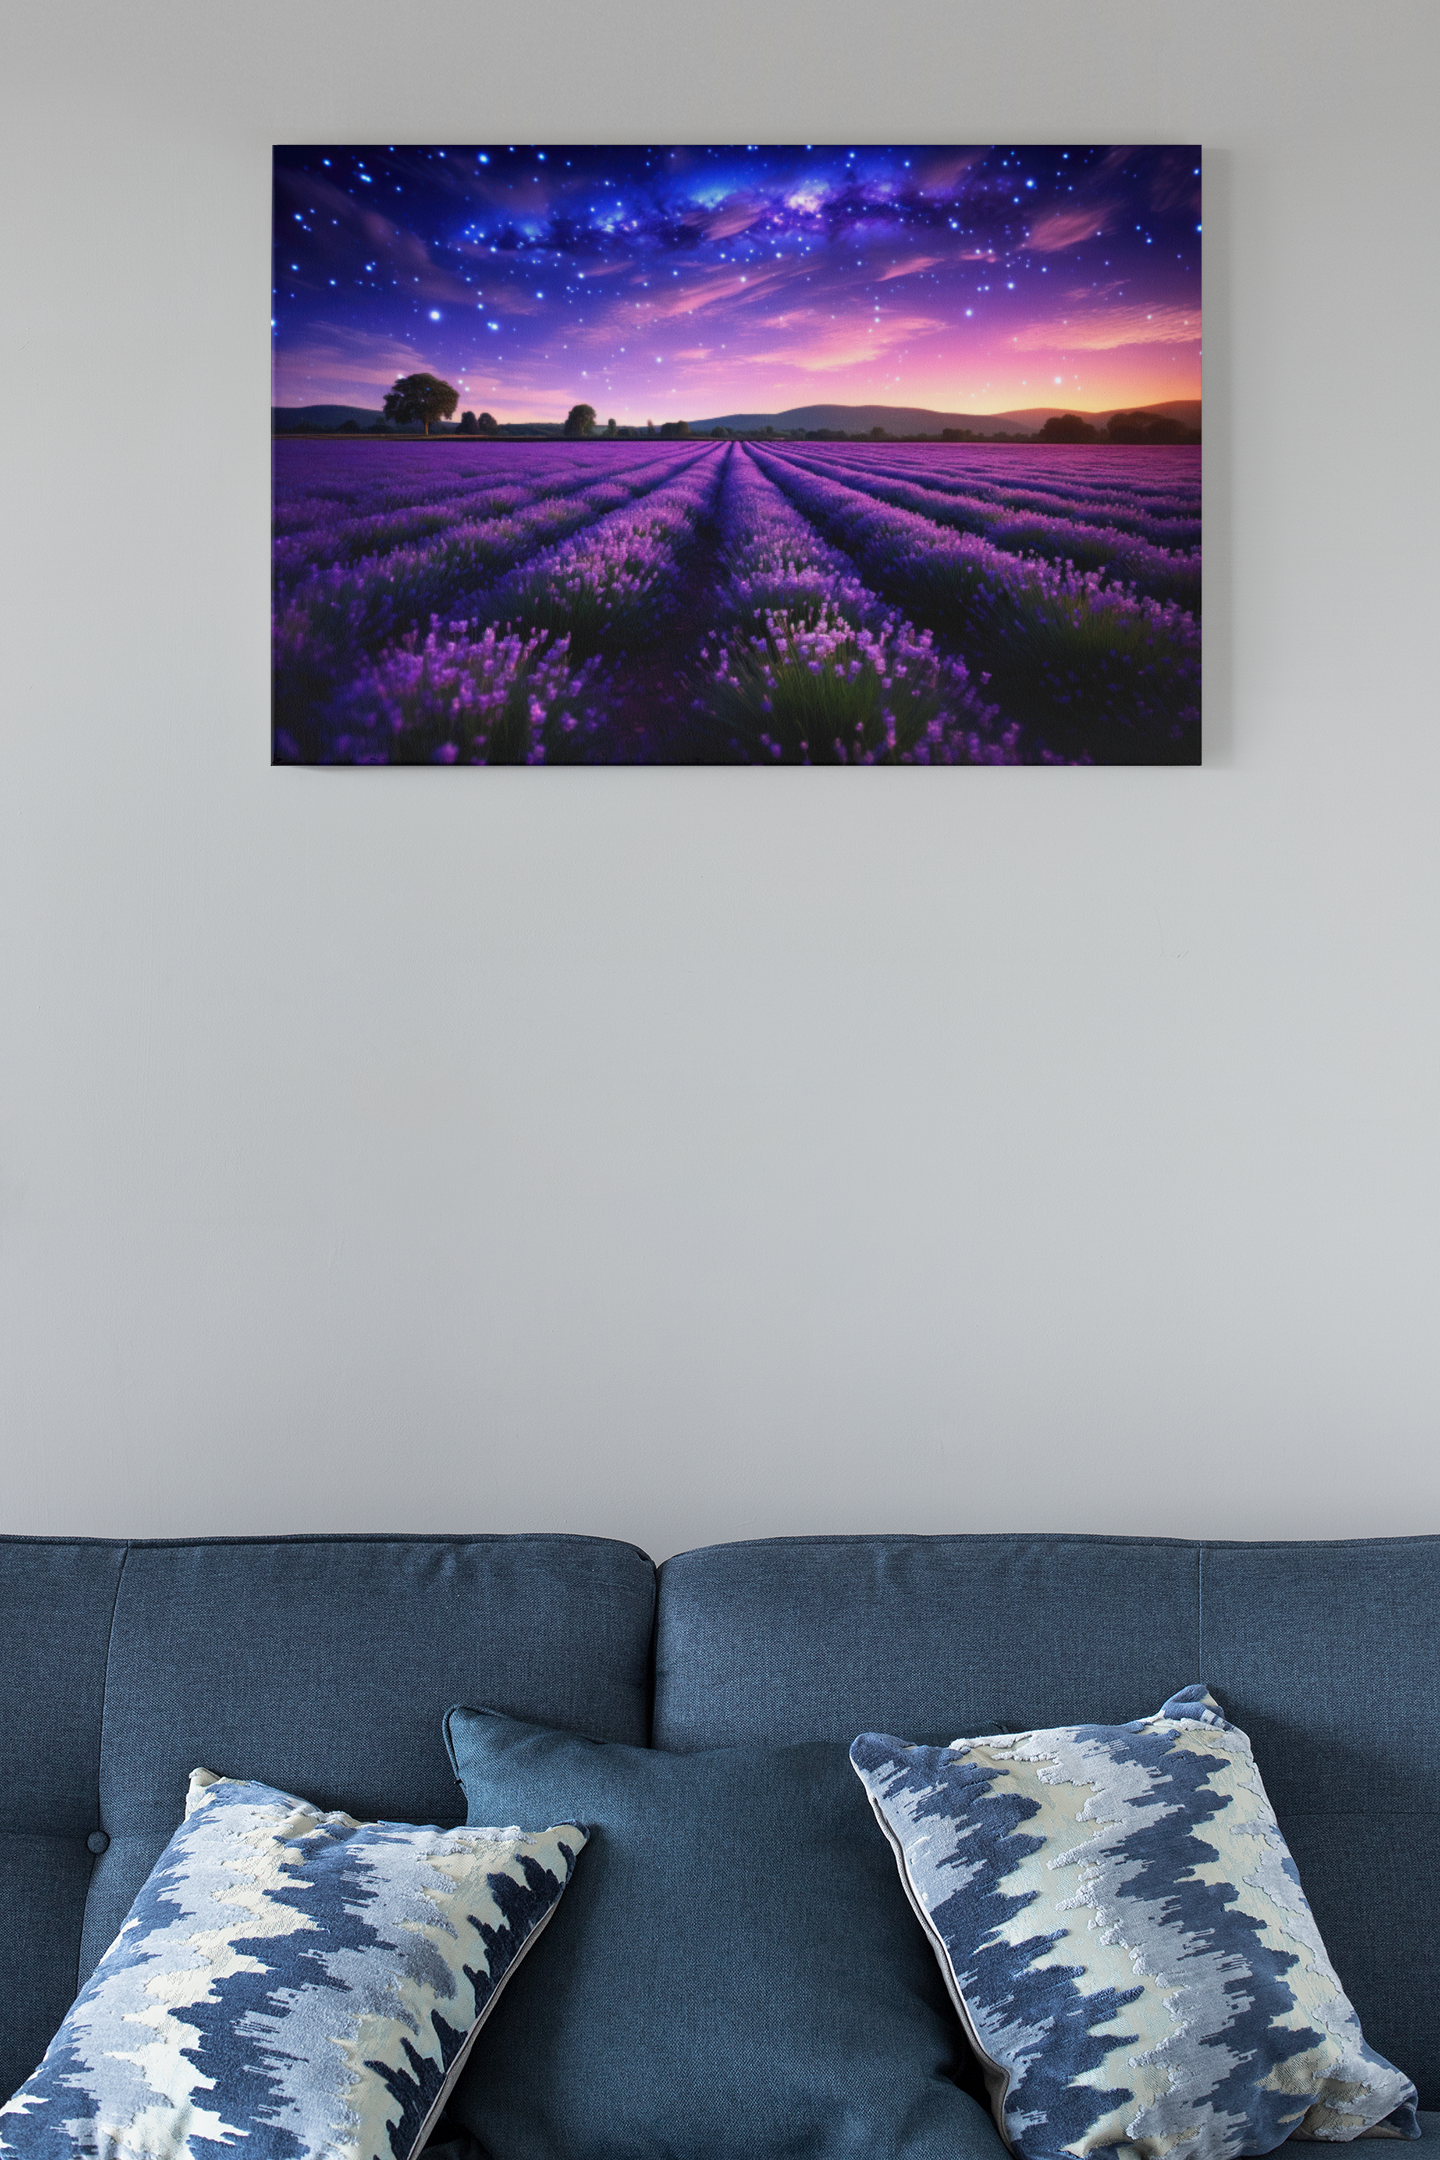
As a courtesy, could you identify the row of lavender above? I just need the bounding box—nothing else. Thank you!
[773,444,1201,608]
[273,441,717,758]
[272,440,1200,764]
[751,445,1200,763]
[692,449,1013,765]
[280,443,1014,765]
[314,447,728,764]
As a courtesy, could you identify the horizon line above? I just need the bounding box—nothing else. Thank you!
[272,395,1202,423]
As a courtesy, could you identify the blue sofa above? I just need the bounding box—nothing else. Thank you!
[3,1529,1437,2147]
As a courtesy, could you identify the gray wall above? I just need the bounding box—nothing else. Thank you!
[2,0,1437,1559]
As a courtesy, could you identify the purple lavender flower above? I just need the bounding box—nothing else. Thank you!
[272,437,1199,765]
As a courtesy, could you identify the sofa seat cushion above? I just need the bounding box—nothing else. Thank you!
[445,1705,999,2160]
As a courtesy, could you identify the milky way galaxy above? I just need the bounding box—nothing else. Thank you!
[272,143,1201,424]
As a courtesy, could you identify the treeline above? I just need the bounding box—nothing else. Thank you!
[283,399,1199,448]
[1035,411,1201,445]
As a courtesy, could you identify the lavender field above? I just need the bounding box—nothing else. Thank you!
[272,439,1200,766]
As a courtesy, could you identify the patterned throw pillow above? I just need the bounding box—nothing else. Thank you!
[851,1686,1419,2160]
[0,1769,585,2160]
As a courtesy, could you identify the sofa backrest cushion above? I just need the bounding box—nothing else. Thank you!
[653,1533,1440,2111]
[1197,1538,1440,2122]
[0,1532,655,2102]
[0,1541,129,2108]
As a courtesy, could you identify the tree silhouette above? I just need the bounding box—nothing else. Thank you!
[605,417,618,438]
[476,412,498,435]
[382,373,459,436]
[564,403,597,438]
[1106,410,1193,444]
[1039,413,1100,443]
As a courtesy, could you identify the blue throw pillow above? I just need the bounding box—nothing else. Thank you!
[0,1769,585,2160]
[444,1705,1003,2160]
[851,1686,1420,2160]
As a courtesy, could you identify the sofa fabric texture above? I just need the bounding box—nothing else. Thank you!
[0,1533,654,2106]
[0,1542,127,2111]
[1,1770,585,2160]
[852,1686,1418,2160]
[653,1533,1440,2111]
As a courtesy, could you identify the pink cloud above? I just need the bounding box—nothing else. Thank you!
[916,150,985,195]
[1148,148,1202,215]
[747,311,945,374]
[641,267,787,319]
[1024,203,1115,253]
[273,322,443,404]
[1011,302,1200,351]
[700,197,765,241]
[275,165,476,305]
[878,255,942,281]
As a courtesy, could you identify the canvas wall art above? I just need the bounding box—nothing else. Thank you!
[272,145,1200,766]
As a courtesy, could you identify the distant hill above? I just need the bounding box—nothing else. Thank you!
[690,400,1201,436]
[273,397,1201,438]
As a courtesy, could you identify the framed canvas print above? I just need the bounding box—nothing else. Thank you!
[272,145,1200,766]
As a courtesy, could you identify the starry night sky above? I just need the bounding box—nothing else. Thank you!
[272,144,1201,424]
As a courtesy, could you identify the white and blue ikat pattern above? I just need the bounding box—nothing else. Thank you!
[852,1687,1418,2160]
[0,1770,585,2160]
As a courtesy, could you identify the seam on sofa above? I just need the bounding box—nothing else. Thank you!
[663,1532,1209,1563]
[69,1531,655,1562]
[0,1534,131,1549]
[1198,1543,1205,1681]
[643,1580,660,1748]
[80,1541,130,1996]
[660,1531,1440,1565]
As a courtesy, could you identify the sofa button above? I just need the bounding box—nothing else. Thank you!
[87,1831,110,1855]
